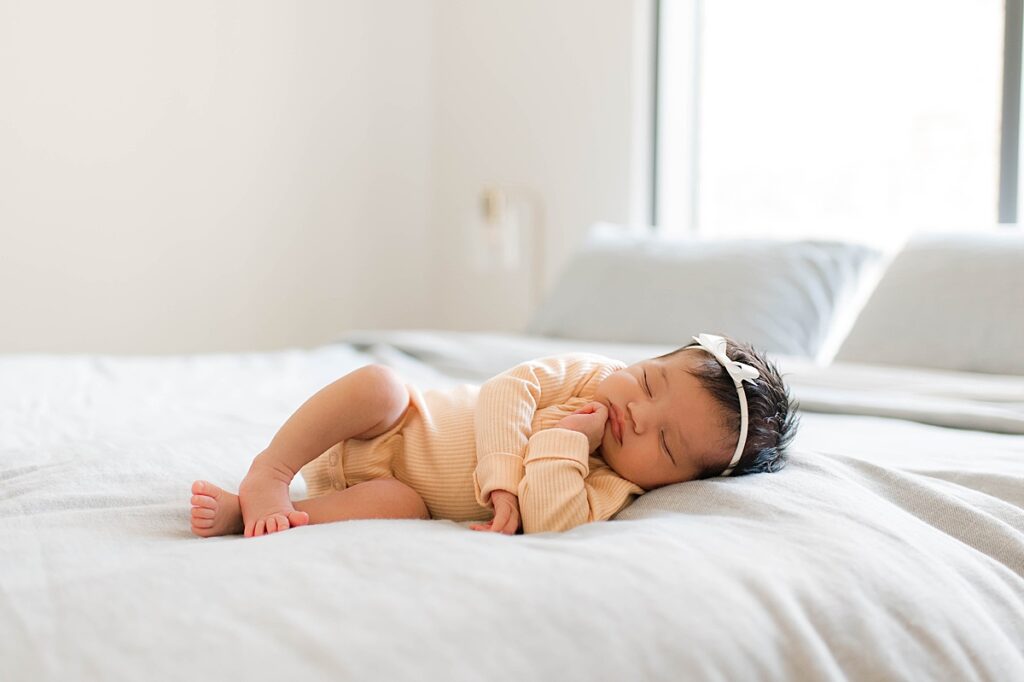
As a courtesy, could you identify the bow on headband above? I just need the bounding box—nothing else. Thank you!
[688,333,760,477]
[690,333,760,387]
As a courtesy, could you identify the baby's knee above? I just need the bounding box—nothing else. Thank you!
[366,478,430,520]
[356,365,410,436]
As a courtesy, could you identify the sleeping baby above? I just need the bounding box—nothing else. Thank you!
[189,333,798,536]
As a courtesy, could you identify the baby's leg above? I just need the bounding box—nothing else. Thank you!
[190,478,428,538]
[235,364,410,537]
[293,478,430,523]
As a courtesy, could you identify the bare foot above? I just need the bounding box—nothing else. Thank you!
[190,480,245,537]
[237,462,310,537]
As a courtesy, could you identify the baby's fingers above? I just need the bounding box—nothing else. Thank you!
[491,505,510,531]
[498,511,520,535]
[470,502,516,533]
[468,520,516,534]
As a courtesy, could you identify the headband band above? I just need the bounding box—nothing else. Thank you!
[687,333,760,477]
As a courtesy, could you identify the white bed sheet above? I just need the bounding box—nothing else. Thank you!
[1,330,1022,681]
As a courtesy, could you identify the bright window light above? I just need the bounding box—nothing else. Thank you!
[656,0,1005,240]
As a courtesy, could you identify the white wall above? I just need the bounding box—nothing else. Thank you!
[0,1,436,353]
[431,0,652,332]
[0,0,650,352]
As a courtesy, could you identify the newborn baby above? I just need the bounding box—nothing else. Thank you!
[189,333,798,536]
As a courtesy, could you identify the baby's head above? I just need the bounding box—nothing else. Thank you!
[592,333,798,490]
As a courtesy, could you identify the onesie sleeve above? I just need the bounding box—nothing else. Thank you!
[472,353,621,508]
[516,428,643,534]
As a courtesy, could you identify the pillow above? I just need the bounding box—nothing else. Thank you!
[526,223,882,360]
[834,230,1024,375]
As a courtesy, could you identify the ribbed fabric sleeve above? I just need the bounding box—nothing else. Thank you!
[472,354,619,508]
[519,428,590,533]
[518,428,642,533]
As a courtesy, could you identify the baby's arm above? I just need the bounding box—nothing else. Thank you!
[473,356,592,510]
[518,403,637,533]
[517,429,593,533]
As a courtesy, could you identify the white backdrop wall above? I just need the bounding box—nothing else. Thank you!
[0,0,437,354]
[431,0,652,332]
[0,0,649,353]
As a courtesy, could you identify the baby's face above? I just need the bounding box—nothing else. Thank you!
[592,349,734,490]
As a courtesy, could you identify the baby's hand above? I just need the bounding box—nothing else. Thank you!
[470,490,520,534]
[555,401,608,454]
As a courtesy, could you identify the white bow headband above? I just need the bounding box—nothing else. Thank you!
[687,333,759,477]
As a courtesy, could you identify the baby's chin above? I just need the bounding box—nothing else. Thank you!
[598,425,620,469]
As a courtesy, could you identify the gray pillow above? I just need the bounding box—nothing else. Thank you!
[834,231,1024,375]
[527,223,881,360]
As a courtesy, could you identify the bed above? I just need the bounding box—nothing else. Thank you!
[2,229,1023,681]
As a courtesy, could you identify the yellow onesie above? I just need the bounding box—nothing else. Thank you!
[299,353,645,533]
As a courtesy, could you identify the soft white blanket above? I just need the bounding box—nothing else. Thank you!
[2,330,1022,681]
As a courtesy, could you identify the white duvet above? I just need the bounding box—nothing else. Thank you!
[1,329,1022,681]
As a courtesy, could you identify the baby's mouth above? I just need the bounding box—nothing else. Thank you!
[609,404,622,444]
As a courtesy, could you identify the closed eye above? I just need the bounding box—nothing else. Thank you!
[661,432,676,465]
[638,366,671,462]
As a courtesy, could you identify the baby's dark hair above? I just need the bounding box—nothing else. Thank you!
[660,335,799,478]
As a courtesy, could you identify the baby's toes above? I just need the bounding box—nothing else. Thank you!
[192,480,215,497]
[191,494,217,511]
[190,507,215,528]
[268,514,290,534]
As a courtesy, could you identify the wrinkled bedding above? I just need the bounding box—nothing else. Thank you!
[1,329,1022,681]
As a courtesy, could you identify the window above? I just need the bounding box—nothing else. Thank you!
[656,0,1010,240]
